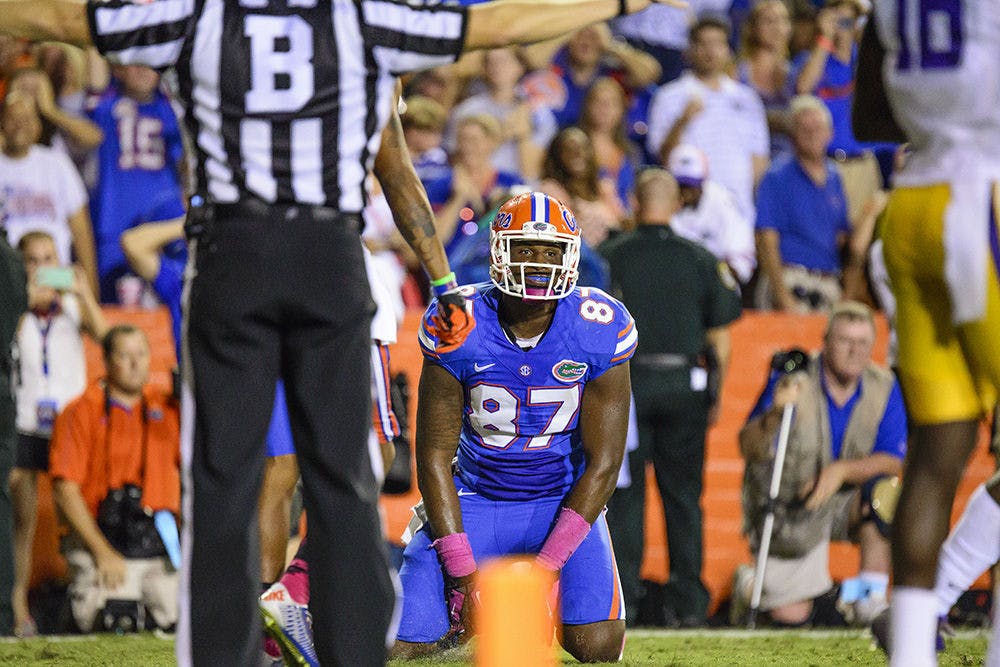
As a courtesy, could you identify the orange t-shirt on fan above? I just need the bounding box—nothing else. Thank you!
[49,381,180,519]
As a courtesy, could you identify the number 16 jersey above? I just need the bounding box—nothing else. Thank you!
[419,284,637,501]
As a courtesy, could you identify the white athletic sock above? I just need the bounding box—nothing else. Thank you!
[889,587,938,667]
[851,571,890,625]
[859,571,889,596]
[934,484,1000,616]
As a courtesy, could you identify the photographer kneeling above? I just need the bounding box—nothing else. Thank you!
[735,302,906,627]
[49,325,179,633]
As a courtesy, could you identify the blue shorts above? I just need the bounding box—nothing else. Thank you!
[266,344,395,457]
[265,380,295,458]
[396,485,624,643]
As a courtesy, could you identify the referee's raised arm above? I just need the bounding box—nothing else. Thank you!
[0,0,92,46]
[1,0,688,53]
[374,85,452,284]
[464,0,682,50]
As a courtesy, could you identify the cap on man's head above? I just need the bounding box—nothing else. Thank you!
[667,144,709,187]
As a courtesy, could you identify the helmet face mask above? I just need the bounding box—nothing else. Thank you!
[489,192,581,301]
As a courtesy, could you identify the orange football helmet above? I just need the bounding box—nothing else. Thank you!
[489,192,581,300]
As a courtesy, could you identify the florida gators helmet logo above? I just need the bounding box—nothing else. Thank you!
[561,208,578,232]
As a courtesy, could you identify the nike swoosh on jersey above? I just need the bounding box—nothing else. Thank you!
[473,362,496,372]
[456,489,477,496]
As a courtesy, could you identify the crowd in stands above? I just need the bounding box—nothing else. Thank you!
[1,35,187,637]
[0,0,905,638]
[394,0,893,317]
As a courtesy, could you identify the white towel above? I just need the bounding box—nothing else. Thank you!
[615,393,640,489]
[944,172,991,324]
[400,500,428,546]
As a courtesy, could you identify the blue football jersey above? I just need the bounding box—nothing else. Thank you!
[418,284,637,501]
[88,83,185,295]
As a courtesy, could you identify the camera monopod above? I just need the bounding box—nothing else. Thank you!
[747,348,809,629]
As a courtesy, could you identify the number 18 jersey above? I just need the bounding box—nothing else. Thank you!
[872,0,1000,186]
[419,284,637,501]
[872,0,1000,324]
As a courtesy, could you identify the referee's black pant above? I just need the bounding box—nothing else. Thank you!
[179,204,394,666]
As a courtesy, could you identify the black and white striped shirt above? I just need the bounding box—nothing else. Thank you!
[87,0,468,212]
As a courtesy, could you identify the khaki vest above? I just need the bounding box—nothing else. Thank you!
[742,354,895,558]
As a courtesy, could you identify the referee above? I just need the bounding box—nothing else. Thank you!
[1,0,682,664]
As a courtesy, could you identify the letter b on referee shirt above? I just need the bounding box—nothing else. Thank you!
[244,14,314,113]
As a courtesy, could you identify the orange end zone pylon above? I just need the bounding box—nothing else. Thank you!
[475,557,558,667]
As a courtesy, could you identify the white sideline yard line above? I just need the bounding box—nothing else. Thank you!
[0,631,174,644]
[0,635,98,644]
[625,628,989,640]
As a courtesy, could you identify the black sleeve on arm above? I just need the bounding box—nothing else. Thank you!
[85,0,196,67]
[853,14,908,144]
[359,0,469,75]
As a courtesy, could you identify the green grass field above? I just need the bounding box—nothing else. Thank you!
[0,628,989,666]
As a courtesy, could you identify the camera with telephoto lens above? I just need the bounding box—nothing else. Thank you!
[791,285,825,310]
[101,598,144,634]
[770,348,810,375]
[96,484,167,559]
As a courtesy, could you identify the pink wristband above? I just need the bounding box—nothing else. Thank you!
[432,532,477,578]
[537,508,592,571]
